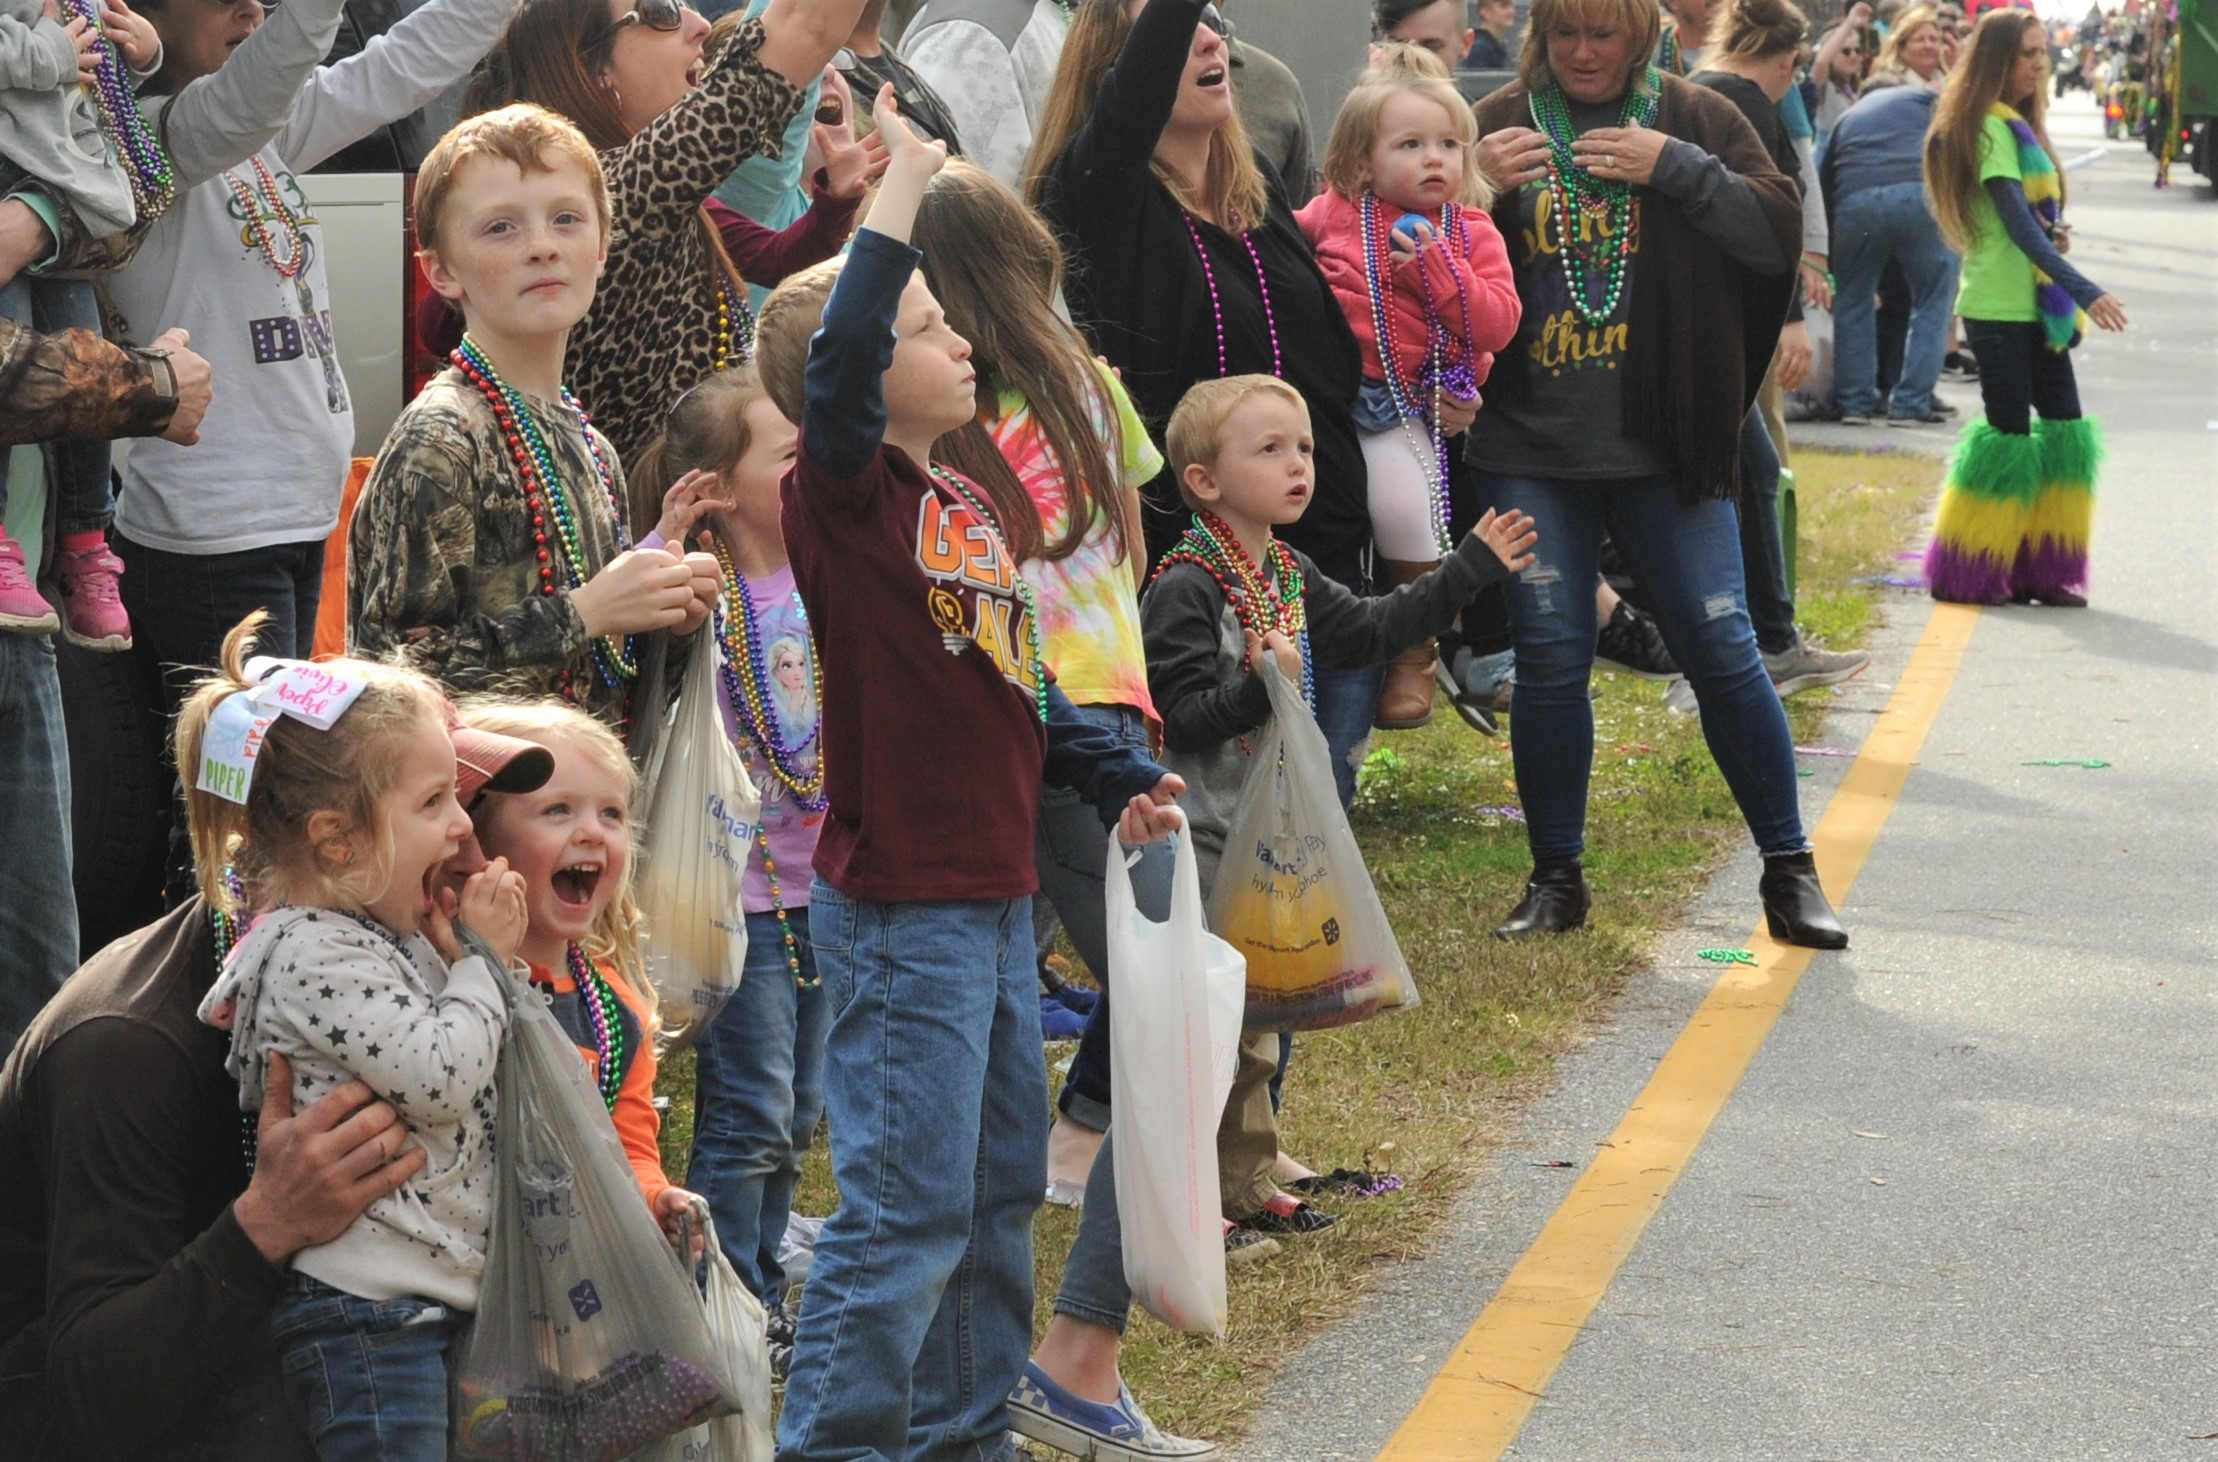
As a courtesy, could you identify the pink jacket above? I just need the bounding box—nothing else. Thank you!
[1294,188,1521,397]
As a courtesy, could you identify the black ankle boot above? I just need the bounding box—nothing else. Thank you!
[1494,860,1590,939]
[1760,852,1848,949]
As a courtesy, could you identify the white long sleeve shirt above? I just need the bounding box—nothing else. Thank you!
[109,0,515,557]
[200,906,509,1310]
[900,0,1069,190]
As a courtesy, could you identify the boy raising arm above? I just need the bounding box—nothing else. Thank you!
[750,85,1180,1462]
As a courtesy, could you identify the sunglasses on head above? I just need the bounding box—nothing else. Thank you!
[611,0,683,35]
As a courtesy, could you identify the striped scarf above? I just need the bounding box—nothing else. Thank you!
[1990,102,2084,351]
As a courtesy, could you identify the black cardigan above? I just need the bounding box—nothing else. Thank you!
[1036,0,1370,589]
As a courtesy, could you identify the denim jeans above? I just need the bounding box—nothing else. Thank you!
[0,634,73,1055]
[269,1273,460,1461]
[1961,318,2082,434]
[689,907,830,1304]
[115,533,324,900]
[1040,704,1172,1133]
[0,273,112,534]
[1477,471,1808,862]
[1310,662,1384,812]
[1832,181,1960,419]
[776,881,1042,1462]
[1737,408,1799,656]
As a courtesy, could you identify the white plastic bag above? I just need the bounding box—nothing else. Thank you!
[1107,808,1247,1337]
[638,1209,775,1462]
[1208,657,1419,1031]
[635,631,757,1050]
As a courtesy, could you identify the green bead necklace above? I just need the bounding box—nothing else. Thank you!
[925,465,1049,724]
[1528,70,1660,326]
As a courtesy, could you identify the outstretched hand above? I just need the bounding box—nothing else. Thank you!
[1472,507,1538,574]
[872,82,946,178]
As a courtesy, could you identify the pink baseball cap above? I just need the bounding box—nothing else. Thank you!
[446,702,554,805]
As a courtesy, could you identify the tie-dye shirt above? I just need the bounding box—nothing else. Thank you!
[990,362,1165,725]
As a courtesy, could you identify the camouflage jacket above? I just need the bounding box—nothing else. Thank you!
[347,368,634,726]
[0,315,174,446]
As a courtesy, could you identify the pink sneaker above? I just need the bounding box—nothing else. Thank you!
[54,540,131,651]
[0,532,60,637]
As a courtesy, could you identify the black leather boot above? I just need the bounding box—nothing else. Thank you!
[1494,859,1590,939]
[1760,851,1848,949]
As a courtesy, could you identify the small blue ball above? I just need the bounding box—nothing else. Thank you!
[1390,211,1432,245]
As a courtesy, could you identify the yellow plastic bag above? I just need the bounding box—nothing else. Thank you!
[1206,657,1418,1031]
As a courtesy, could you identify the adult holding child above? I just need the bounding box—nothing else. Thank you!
[1920,8,2124,606]
[1464,0,1849,947]
[463,0,870,466]
[1030,0,1415,799]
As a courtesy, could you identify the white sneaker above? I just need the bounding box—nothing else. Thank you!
[1762,634,1871,696]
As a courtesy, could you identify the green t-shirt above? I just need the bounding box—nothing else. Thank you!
[1955,112,2038,323]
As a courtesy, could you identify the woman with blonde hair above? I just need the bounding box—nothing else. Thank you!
[1867,3,1948,89]
[1920,8,2126,605]
[1464,0,1847,948]
[1029,0,1397,795]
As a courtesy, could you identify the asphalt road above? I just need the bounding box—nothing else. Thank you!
[1229,104,2218,1462]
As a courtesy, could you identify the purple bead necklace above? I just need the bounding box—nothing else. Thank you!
[1181,212,1282,379]
[61,0,172,217]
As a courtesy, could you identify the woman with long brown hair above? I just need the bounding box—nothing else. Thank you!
[465,0,867,466]
[1028,0,1416,777]
[1920,8,2126,605]
[1463,0,1846,947]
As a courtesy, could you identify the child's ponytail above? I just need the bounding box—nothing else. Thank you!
[171,611,446,916]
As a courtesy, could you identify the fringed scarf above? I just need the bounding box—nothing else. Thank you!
[1990,102,2084,351]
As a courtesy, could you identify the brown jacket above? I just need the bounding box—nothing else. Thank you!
[1473,72,1799,503]
[0,317,175,447]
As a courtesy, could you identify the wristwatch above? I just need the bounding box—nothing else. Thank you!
[134,345,177,403]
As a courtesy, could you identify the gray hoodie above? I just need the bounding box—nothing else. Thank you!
[0,2,158,239]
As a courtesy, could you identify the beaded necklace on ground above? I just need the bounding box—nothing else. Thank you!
[1360,193,1485,554]
[1528,71,1660,326]
[1181,212,1283,379]
[568,943,627,1115]
[450,335,637,696]
[222,157,310,279]
[1150,511,1313,746]
[925,465,1050,724]
[63,0,172,216]
[710,540,824,990]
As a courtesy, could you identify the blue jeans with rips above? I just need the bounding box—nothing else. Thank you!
[0,633,73,1054]
[1477,471,1808,863]
[775,881,1043,1462]
[1832,181,1960,420]
[270,1273,460,1462]
[689,906,830,1304]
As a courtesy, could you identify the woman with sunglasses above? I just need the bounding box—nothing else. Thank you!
[1811,5,1875,141]
[465,0,868,469]
[99,0,533,905]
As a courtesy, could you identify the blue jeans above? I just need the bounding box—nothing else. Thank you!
[270,1273,460,1461]
[1477,472,1808,862]
[0,634,73,1055]
[776,881,1042,1462]
[115,532,324,900]
[0,273,112,534]
[1310,662,1383,812]
[689,906,830,1304]
[1832,181,1960,419]
[1041,704,1172,1132]
[1738,408,1798,656]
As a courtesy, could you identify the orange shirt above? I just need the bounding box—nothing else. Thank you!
[525,955,672,1209]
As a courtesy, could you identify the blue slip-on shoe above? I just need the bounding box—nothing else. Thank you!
[1039,993,1088,1041]
[1009,1363,1220,1461]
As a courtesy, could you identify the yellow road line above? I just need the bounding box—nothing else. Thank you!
[1377,602,1983,1461]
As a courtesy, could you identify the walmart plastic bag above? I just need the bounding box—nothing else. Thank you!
[1107,808,1247,1336]
[453,954,745,1461]
[636,630,757,1050]
[637,1207,775,1462]
[1207,656,1419,1032]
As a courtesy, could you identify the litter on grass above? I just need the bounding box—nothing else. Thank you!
[1474,805,1526,822]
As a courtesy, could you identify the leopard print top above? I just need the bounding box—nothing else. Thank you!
[569,16,804,475]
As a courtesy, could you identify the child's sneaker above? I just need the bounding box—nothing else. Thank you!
[0,533,60,637]
[1238,1191,1338,1236]
[53,540,131,651]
